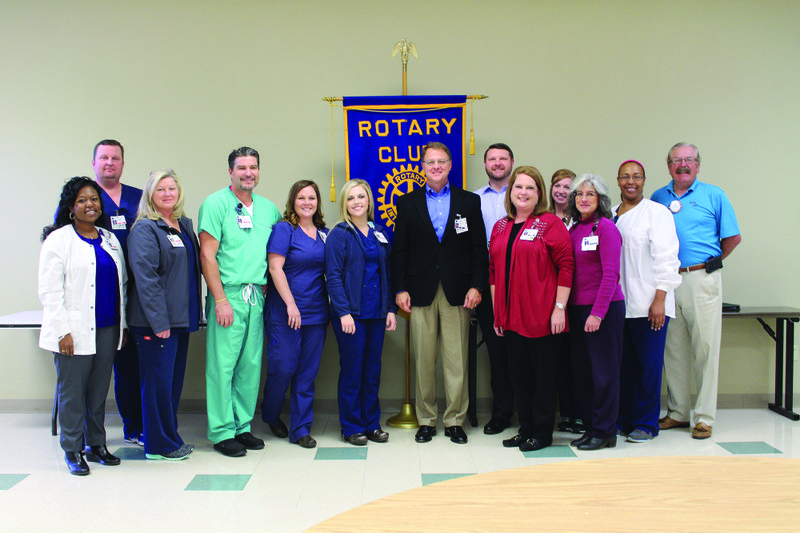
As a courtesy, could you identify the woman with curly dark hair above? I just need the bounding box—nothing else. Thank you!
[39,177,126,475]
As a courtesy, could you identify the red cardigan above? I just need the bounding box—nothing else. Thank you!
[489,212,574,338]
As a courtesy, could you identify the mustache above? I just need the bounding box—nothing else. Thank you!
[676,167,691,174]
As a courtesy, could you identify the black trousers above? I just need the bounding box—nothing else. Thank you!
[505,331,557,444]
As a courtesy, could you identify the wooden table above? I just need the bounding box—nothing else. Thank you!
[309,456,800,532]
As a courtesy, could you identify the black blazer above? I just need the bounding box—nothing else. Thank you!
[391,184,488,307]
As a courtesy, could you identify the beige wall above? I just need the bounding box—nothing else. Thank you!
[1,0,799,407]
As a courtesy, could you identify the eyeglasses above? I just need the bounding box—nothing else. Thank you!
[617,175,644,183]
[422,159,451,166]
[670,157,696,165]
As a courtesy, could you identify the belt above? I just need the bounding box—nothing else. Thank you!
[679,263,706,273]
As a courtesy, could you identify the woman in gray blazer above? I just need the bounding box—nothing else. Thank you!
[127,169,201,460]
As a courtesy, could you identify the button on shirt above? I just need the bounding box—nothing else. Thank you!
[474,183,507,247]
[426,182,451,242]
[651,179,739,268]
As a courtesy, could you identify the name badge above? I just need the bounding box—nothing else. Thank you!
[319,231,327,244]
[520,228,538,241]
[167,234,185,247]
[237,215,253,229]
[582,235,599,251]
[110,215,127,230]
[374,231,388,244]
[104,235,119,250]
[454,215,468,234]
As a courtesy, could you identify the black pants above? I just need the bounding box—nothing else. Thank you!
[505,331,557,444]
[475,293,513,423]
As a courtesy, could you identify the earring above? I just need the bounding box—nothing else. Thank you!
[69,212,75,220]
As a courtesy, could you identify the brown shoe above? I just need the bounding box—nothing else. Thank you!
[692,423,712,439]
[658,415,690,430]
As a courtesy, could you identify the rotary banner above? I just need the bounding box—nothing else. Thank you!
[343,95,467,237]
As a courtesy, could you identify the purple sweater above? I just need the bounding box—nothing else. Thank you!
[568,216,624,319]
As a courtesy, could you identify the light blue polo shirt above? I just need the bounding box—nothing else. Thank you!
[651,178,740,268]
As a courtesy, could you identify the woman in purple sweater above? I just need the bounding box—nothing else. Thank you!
[566,174,625,451]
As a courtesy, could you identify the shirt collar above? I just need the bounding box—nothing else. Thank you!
[425,182,450,197]
[478,182,506,195]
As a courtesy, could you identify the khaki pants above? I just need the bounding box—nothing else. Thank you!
[663,269,722,427]
[410,283,471,427]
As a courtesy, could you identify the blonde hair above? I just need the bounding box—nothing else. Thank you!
[135,169,186,223]
[338,179,375,226]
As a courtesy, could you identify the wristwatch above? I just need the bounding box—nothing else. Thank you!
[554,303,565,310]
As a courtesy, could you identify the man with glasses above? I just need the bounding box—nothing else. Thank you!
[651,143,741,439]
[392,141,488,444]
[473,143,515,435]
[198,147,282,456]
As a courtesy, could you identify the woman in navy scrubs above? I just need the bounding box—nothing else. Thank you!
[127,169,201,460]
[326,179,397,445]
[261,180,329,449]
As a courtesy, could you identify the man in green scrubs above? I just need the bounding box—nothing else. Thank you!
[198,147,282,457]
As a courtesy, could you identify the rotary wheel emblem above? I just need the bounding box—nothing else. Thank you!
[377,164,426,229]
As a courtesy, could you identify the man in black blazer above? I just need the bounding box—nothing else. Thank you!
[392,141,488,444]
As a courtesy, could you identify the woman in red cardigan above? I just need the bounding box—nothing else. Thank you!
[489,166,574,451]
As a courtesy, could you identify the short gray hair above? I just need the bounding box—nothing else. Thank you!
[667,142,701,165]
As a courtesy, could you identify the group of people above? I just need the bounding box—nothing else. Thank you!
[38,141,399,475]
[473,141,740,452]
[37,137,740,476]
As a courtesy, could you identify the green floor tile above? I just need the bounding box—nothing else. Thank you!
[185,474,251,491]
[718,441,782,455]
[421,473,474,486]
[115,447,146,460]
[314,447,368,460]
[0,474,29,490]
[522,444,577,458]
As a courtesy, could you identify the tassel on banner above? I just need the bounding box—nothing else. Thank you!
[327,97,337,202]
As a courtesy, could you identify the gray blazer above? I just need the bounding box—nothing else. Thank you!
[127,217,201,332]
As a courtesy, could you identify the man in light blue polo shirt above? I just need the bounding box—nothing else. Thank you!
[473,143,515,435]
[651,142,741,440]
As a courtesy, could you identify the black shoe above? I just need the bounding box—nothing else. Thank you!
[65,451,90,476]
[235,432,265,450]
[444,425,468,444]
[415,425,436,443]
[294,435,317,448]
[519,438,549,452]
[84,445,121,466]
[268,420,289,439]
[213,438,247,457]
[366,429,389,443]
[556,417,573,432]
[343,433,368,446]
[502,434,523,448]
[570,433,592,447]
[483,419,511,435]
[570,418,586,434]
[577,435,617,451]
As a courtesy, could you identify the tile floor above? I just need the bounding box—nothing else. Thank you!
[1,407,799,532]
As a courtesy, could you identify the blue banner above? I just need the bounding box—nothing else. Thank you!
[343,95,467,236]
